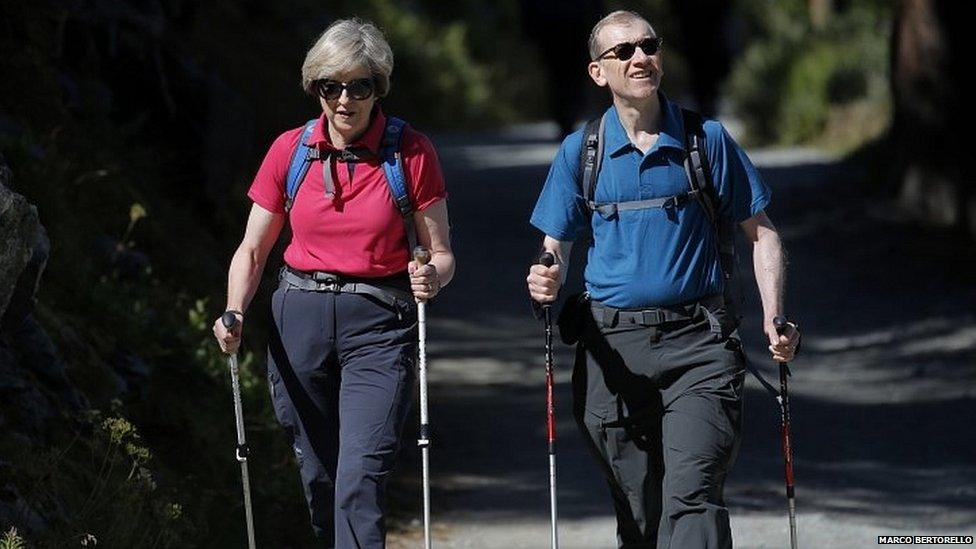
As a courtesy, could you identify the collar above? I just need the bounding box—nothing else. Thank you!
[605,91,685,157]
[307,106,387,155]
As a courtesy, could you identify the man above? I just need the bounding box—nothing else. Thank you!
[525,10,800,548]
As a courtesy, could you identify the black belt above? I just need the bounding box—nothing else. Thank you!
[279,267,412,309]
[589,294,782,400]
[590,294,725,328]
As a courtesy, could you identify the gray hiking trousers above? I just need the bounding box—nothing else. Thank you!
[571,297,745,549]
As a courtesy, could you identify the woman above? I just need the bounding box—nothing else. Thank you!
[213,18,454,547]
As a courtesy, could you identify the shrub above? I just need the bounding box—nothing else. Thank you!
[728,1,892,148]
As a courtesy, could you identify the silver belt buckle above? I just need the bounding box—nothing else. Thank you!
[312,272,340,292]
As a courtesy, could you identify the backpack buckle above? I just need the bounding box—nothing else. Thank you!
[393,194,412,214]
[589,201,618,220]
[664,193,690,210]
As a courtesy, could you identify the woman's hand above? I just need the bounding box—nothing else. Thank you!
[213,311,244,354]
[409,261,440,301]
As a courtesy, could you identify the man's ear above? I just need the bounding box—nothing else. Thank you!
[588,61,607,87]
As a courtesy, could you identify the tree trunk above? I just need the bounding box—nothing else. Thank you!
[891,0,972,237]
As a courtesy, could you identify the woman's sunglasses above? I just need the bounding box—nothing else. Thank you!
[314,78,376,101]
[596,37,663,61]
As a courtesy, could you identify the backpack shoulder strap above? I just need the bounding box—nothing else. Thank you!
[682,108,744,326]
[284,119,320,212]
[578,113,606,204]
[577,112,695,220]
[680,109,720,228]
[681,109,737,258]
[380,116,418,254]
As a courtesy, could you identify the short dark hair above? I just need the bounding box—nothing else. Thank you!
[588,11,657,60]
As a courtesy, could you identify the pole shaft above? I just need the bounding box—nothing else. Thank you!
[417,300,432,549]
[422,447,432,549]
[544,306,558,549]
[241,461,256,548]
[549,454,558,549]
[779,360,797,549]
[229,354,256,549]
[789,498,798,549]
[418,302,429,426]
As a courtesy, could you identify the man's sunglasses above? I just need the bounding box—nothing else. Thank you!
[314,78,375,101]
[596,37,663,61]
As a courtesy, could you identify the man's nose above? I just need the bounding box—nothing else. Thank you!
[631,47,651,64]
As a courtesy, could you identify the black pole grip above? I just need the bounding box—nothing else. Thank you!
[773,316,788,336]
[538,252,555,268]
[221,311,239,330]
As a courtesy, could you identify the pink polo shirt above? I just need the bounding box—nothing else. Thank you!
[248,108,447,278]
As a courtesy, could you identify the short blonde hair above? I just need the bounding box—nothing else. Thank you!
[301,18,394,97]
[588,11,657,60]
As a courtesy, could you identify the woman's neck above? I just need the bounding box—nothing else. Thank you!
[328,125,365,149]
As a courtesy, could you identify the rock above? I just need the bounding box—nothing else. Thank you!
[0,458,48,535]
[110,350,153,397]
[0,157,86,420]
[0,346,58,440]
[94,234,151,280]
[1,225,49,334]
[0,157,40,320]
[4,315,86,412]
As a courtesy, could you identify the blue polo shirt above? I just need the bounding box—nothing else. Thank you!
[530,95,771,309]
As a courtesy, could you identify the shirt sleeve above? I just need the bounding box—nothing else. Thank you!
[246,128,303,214]
[704,120,771,224]
[529,132,590,241]
[402,129,448,211]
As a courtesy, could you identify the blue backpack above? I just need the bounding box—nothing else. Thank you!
[282,116,417,253]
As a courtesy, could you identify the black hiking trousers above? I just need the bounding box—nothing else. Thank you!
[572,298,745,549]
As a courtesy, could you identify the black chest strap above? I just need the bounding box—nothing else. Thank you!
[579,111,712,221]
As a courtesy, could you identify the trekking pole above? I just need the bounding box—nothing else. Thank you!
[414,246,434,549]
[774,316,798,549]
[220,312,257,549]
[537,252,559,549]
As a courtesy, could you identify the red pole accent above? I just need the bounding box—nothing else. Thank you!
[782,423,794,487]
[546,369,556,443]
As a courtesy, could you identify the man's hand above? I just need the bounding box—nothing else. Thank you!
[527,262,562,303]
[765,320,800,363]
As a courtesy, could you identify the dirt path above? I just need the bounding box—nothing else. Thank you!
[388,124,976,548]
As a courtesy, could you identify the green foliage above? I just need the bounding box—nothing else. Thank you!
[0,528,27,549]
[4,408,194,547]
[343,0,533,128]
[183,0,542,131]
[727,1,893,148]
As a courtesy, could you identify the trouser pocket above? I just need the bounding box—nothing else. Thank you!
[267,363,299,438]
